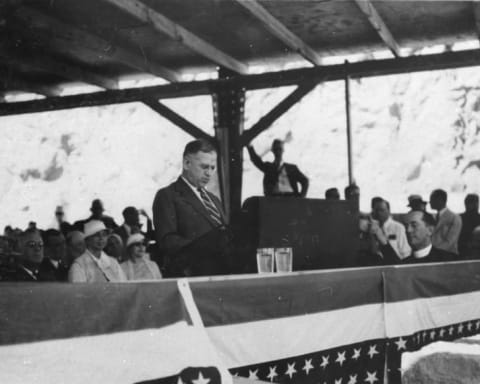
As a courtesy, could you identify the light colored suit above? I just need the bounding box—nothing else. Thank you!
[68,250,126,282]
[432,207,462,255]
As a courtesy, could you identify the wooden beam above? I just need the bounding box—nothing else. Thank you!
[473,1,480,42]
[103,0,249,74]
[241,82,318,146]
[233,0,323,66]
[2,48,480,116]
[13,7,181,82]
[142,97,213,142]
[354,0,401,57]
[0,44,119,90]
[0,78,63,97]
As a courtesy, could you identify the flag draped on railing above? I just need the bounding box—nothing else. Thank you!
[2,262,480,384]
[0,280,231,384]
[384,262,480,383]
[190,269,387,384]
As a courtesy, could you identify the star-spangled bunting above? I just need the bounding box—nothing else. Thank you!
[386,318,480,384]
[137,367,221,384]
[229,339,385,384]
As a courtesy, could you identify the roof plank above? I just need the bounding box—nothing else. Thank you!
[2,48,480,116]
[13,6,181,83]
[233,0,323,66]
[0,79,63,97]
[473,1,480,43]
[0,45,119,90]
[103,0,249,74]
[353,0,401,57]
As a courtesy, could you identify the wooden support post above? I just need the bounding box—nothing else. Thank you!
[212,69,246,222]
[142,97,213,142]
[344,61,354,186]
[241,81,317,146]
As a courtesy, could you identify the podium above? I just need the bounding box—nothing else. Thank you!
[239,197,360,271]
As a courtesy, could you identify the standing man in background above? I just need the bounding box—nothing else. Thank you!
[247,139,309,197]
[459,193,480,258]
[429,189,462,255]
[152,139,230,277]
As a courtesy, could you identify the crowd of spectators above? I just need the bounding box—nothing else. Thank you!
[341,185,480,265]
[0,199,160,282]
[1,186,480,282]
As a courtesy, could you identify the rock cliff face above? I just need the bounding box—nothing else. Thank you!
[1,66,480,228]
[402,338,480,384]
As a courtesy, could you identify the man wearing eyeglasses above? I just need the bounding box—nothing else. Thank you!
[5,228,49,282]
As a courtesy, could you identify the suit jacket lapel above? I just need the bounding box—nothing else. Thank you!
[174,177,219,226]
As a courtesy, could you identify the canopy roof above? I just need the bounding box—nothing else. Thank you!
[1,0,479,98]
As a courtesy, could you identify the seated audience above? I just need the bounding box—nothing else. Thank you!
[5,228,51,281]
[121,233,162,280]
[459,194,480,258]
[105,233,124,262]
[39,229,69,281]
[247,139,309,197]
[68,220,126,282]
[325,187,340,200]
[370,198,411,259]
[407,194,427,212]
[429,189,462,255]
[371,210,456,264]
[65,230,86,265]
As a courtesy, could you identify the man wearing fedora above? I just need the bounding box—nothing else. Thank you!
[407,194,427,212]
[68,220,126,282]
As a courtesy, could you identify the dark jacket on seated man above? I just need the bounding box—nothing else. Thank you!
[371,209,456,265]
[380,243,456,264]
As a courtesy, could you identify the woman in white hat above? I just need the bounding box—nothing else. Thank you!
[68,220,126,282]
[121,233,162,280]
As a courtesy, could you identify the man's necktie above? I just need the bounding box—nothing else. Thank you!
[198,188,223,226]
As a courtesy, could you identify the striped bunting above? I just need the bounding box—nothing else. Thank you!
[0,281,231,384]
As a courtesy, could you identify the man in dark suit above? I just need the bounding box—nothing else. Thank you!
[115,206,154,245]
[39,229,69,281]
[458,193,480,258]
[5,228,52,281]
[73,199,119,231]
[247,139,309,197]
[371,210,455,264]
[152,139,230,277]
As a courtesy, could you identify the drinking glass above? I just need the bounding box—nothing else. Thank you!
[275,247,292,273]
[256,248,274,273]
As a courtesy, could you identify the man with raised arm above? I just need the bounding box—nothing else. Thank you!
[247,139,309,197]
